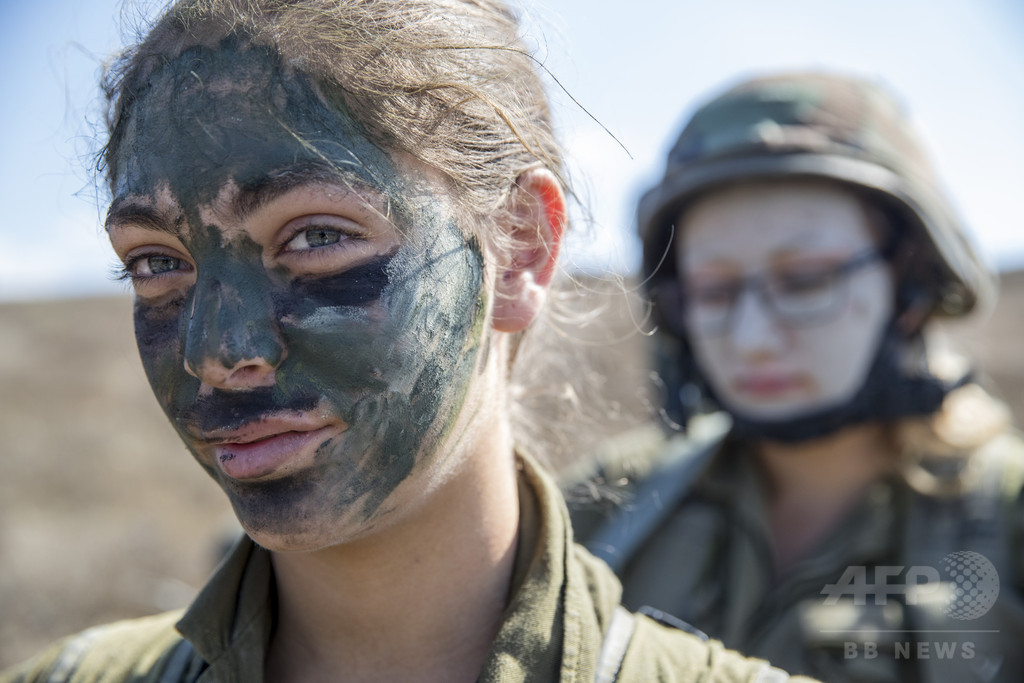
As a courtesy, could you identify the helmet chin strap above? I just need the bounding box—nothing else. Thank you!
[705,321,971,444]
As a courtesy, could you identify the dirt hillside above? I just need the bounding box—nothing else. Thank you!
[1,271,1021,669]
[0,297,233,669]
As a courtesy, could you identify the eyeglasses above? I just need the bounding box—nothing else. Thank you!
[677,248,886,336]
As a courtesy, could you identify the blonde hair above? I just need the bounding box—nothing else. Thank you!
[895,351,1014,497]
[102,0,564,227]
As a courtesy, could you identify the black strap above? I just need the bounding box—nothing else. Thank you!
[584,423,726,574]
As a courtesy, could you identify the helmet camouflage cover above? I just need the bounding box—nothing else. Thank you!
[638,71,994,320]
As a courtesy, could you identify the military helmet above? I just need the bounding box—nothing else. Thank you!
[638,71,994,319]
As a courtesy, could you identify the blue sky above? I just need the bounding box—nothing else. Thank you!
[2,0,1022,300]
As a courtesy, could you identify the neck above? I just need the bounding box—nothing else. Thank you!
[756,422,893,573]
[265,427,520,683]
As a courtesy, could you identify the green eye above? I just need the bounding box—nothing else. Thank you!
[286,227,345,251]
[146,255,181,275]
[305,228,341,248]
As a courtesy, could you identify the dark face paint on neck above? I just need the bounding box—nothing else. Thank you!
[111,41,487,548]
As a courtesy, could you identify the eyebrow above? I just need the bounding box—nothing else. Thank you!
[231,163,380,223]
[106,163,381,234]
[105,202,181,235]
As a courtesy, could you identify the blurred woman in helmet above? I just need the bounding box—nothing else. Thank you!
[572,72,1024,683]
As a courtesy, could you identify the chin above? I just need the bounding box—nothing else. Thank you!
[227,490,389,553]
[241,518,371,553]
[724,397,817,421]
[246,530,334,553]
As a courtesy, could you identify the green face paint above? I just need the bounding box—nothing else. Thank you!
[110,40,487,544]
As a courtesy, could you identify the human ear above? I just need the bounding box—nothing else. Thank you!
[491,168,566,333]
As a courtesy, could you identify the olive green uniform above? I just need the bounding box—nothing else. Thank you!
[571,425,1024,683]
[3,454,814,683]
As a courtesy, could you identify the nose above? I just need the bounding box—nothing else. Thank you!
[728,286,785,359]
[183,275,286,390]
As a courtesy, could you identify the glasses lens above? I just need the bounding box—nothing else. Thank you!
[684,280,740,334]
[677,249,879,334]
[767,267,843,323]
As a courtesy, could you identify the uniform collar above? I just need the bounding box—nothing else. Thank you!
[701,440,900,642]
[175,535,273,683]
[175,451,617,682]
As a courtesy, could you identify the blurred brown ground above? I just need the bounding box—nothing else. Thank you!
[1,270,1022,669]
[0,296,233,669]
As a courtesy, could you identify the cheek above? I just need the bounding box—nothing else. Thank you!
[687,332,731,392]
[283,305,394,398]
[279,247,482,415]
[799,276,892,396]
[281,272,411,402]
[133,296,193,409]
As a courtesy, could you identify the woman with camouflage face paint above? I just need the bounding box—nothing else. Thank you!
[1,2,818,682]
[571,72,1024,683]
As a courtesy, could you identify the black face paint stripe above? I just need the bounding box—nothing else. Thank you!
[183,386,322,434]
[291,252,395,307]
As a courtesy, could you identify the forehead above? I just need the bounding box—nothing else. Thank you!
[678,180,876,266]
[110,40,399,216]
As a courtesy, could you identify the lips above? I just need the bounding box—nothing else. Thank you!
[733,373,806,398]
[199,414,344,481]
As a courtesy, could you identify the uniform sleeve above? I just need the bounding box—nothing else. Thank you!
[0,611,194,683]
[616,613,822,683]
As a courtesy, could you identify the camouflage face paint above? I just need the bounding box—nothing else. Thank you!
[109,41,487,546]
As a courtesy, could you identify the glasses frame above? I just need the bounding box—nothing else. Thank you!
[677,247,887,337]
